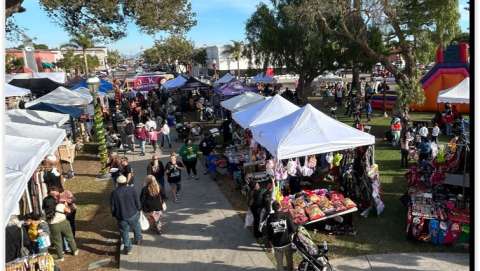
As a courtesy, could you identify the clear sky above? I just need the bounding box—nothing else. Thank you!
[6,0,470,56]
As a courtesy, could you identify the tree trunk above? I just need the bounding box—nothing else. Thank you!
[83,50,89,75]
[351,61,360,91]
[297,74,314,105]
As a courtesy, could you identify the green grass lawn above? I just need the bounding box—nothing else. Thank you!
[303,103,467,259]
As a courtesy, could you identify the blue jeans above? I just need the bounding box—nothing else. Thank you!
[137,139,146,154]
[118,212,142,251]
[445,123,452,136]
[161,134,172,147]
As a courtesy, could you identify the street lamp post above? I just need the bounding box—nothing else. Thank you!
[87,76,109,179]
[212,59,217,80]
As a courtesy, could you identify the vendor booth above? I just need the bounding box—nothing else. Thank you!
[222,100,382,233]
[6,72,66,84]
[6,109,69,128]
[221,91,267,112]
[404,135,470,246]
[214,81,257,98]
[6,122,66,154]
[5,135,51,225]
[232,94,299,129]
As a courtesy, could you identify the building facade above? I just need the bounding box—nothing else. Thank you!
[6,49,63,72]
[60,47,109,70]
[205,45,263,74]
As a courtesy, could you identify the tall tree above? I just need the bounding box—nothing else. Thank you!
[7,0,196,42]
[192,48,207,66]
[222,41,243,76]
[246,1,341,103]
[143,35,194,73]
[5,54,24,73]
[107,49,123,68]
[62,34,94,75]
[298,0,461,110]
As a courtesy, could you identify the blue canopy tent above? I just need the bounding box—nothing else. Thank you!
[71,79,113,93]
[162,75,188,90]
[27,102,82,118]
[27,102,83,142]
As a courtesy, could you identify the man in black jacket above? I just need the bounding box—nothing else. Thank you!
[199,133,216,174]
[266,201,296,271]
[110,175,142,255]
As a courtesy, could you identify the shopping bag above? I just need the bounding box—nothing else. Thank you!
[139,212,150,231]
[162,202,167,211]
[244,210,254,228]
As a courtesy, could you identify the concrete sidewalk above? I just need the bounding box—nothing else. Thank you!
[330,253,469,271]
[119,139,275,271]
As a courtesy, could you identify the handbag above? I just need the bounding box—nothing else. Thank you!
[139,211,150,231]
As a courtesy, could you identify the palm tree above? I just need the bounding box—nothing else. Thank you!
[62,34,94,75]
[222,40,243,76]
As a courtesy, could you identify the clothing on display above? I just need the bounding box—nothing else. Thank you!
[5,253,56,271]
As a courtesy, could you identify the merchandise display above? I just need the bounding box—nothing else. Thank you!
[280,189,357,225]
[404,138,470,246]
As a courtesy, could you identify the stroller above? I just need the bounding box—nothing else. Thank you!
[292,226,332,271]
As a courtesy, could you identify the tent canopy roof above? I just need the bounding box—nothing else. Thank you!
[214,73,235,85]
[437,77,469,104]
[25,86,92,107]
[252,73,274,84]
[179,76,211,91]
[26,102,83,118]
[5,135,50,226]
[233,94,299,128]
[6,72,66,84]
[220,91,267,112]
[251,104,375,159]
[162,75,187,90]
[214,80,257,96]
[5,83,31,97]
[6,122,66,154]
[8,78,63,98]
[6,109,69,127]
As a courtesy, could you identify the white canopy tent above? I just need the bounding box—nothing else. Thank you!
[5,83,31,97]
[232,94,299,129]
[6,122,66,154]
[5,135,50,225]
[162,75,187,90]
[214,73,236,85]
[251,104,375,159]
[220,91,267,112]
[6,109,69,127]
[437,77,470,104]
[25,86,93,107]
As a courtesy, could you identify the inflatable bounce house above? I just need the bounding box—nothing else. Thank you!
[370,43,469,113]
[412,43,469,113]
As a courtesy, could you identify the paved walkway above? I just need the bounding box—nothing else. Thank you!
[330,253,469,271]
[119,136,275,271]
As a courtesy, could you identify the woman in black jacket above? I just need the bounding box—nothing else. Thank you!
[140,175,165,234]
